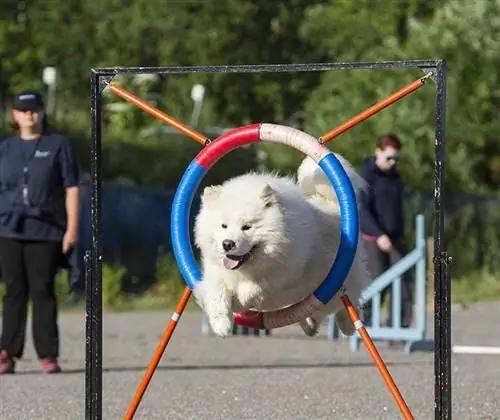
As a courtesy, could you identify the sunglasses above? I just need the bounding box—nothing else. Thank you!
[383,155,400,163]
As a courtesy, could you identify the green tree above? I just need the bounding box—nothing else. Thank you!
[0,1,45,103]
[303,0,500,193]
[256,0,447,176]
[161,0,331,127]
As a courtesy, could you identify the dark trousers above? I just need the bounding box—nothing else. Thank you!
[362,237,413,328]
[0,238,62,359]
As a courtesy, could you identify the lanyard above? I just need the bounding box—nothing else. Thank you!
[20,137,42,206]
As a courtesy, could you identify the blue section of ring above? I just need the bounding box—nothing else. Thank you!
[170,160,206,290]
[313,153,359,304]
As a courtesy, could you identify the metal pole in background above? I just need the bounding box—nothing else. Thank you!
[42,66,57,116]
[434,60,452,420]
[190,83,206,127]
[86,70,103,420]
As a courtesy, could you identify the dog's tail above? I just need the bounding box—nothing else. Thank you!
[296,155,367,207]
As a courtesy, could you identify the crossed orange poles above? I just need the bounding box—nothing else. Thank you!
[106,74,430,420]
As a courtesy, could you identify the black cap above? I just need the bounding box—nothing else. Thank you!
[12,91,45,111]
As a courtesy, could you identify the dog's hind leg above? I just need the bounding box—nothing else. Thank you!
[299,317,320,337]
[300,297,357,337]
[299,309,356,337]
[334,307,356,336]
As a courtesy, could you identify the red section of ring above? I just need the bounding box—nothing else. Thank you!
[195,124,261,168]
[233,310,264,329]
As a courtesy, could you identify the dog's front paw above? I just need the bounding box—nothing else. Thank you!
[236,281,264,309]
[209,315,233,337]
[192,284,206,310]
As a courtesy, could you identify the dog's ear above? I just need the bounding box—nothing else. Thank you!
[260,184,276,208]
[201,185,221,204]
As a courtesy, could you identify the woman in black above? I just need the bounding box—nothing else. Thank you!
[359,133,413,333]
[0,91,81,374]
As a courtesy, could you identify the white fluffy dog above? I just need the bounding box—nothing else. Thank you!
[193,154,370,337]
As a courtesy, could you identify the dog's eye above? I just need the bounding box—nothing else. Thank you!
[221,223,227,229]
[241,224,251,231]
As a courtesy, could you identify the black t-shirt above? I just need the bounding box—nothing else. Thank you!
[0,133,81,241]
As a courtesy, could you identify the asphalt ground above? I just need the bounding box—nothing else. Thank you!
[1,300,499,419]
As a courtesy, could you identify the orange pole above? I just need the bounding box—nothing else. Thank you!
[341,294,414,420]
[320,76,429,143]
[106,83,206,419]
[123,288,192,420]
[107,83,209,145]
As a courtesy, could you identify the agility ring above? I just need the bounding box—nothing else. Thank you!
[170,123,359,330]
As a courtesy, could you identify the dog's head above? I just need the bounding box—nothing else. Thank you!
[194,179,286,271]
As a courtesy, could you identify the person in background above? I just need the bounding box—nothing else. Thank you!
[359,133,413,335]
[0,91,81,374]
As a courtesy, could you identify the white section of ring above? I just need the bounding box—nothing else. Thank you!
[171,312,180,322]
[263,294,324,329]
[354,320,364,330]
[260,123,330,163]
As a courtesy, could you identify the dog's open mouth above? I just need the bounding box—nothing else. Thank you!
[223,246,257,270]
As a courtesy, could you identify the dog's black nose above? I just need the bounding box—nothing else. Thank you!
[222,239,236,251]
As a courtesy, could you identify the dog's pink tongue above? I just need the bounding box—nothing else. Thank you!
[223,256,239,270]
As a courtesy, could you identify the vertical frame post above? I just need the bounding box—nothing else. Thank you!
[87,70,103,420]
[84,250,92,417]
[434,60,451,419]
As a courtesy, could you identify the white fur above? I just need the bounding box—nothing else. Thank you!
[297,155,368,205]
[193,154,370,337]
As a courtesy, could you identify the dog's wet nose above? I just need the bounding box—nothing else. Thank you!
[222,239,236,251]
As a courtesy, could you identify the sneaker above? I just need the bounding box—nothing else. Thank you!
[0,350,15,374]
[40,358,61,374]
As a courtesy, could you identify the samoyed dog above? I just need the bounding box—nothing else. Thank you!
[193,154,370,338]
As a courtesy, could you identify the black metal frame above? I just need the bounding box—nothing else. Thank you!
[88,60,450,420]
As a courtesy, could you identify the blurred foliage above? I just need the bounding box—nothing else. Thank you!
[2,0,499,193]
[1,0,499,295]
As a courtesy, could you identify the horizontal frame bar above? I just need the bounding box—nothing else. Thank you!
[92,60,442,76]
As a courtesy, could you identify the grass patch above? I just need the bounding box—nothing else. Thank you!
[450,268,500,307]
[0,257,499,314]
[0,250,202,313]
